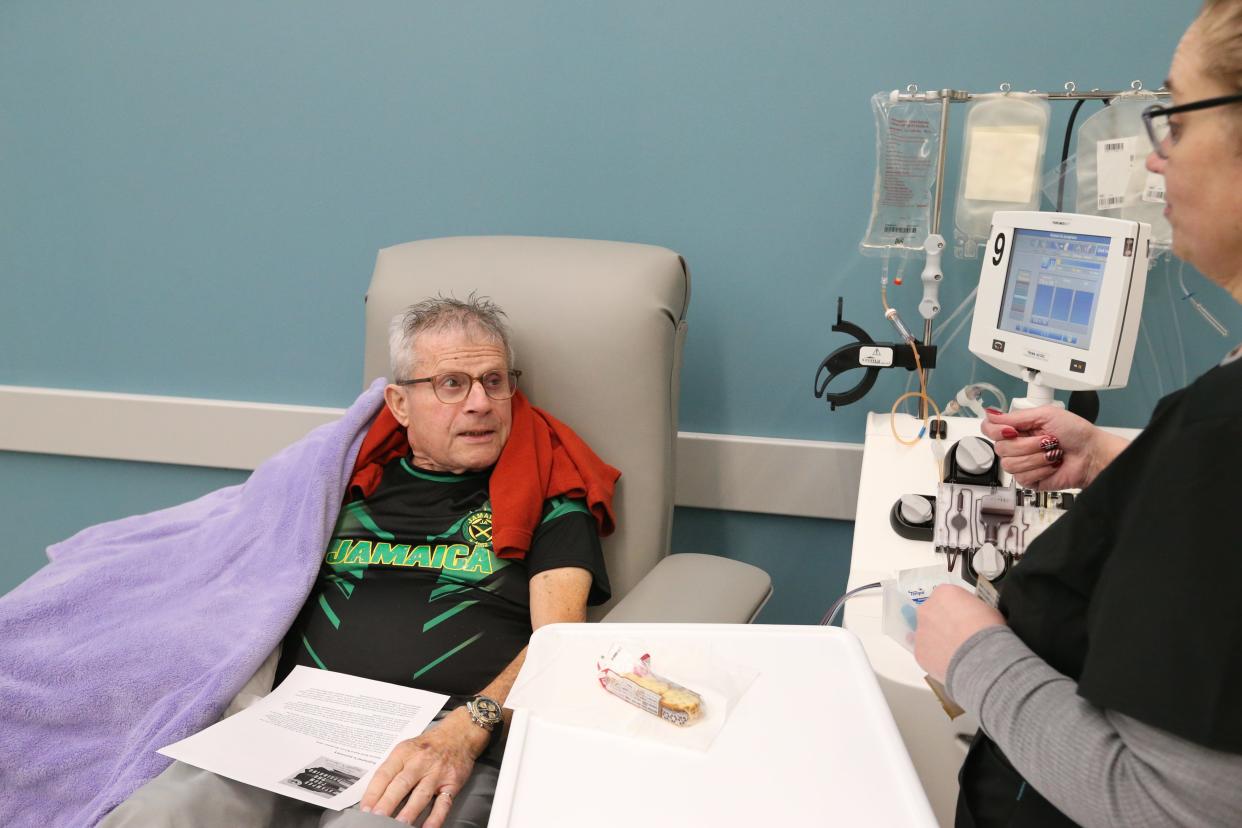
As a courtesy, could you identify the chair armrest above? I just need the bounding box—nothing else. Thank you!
[600,553,772,624]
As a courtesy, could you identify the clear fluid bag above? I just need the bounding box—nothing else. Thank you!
[954,92,1051,257]
[860,91,942,257]
[1075,93,1172,251]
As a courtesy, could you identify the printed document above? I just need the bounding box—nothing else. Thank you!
[160,666,448,810]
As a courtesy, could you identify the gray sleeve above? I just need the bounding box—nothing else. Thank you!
[946,626,1242,828]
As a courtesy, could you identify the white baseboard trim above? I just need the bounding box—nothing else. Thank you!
[0,385,345,471]
[0,385,862,521]
[675,432,861,521]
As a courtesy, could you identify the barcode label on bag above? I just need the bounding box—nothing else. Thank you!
[1142,171,1167,204]
[1096,136,1138,211]
[884,224,919,234]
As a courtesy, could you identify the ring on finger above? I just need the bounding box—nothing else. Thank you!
[438,789,454,801]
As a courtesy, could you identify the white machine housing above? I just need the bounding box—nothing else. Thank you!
[969,211,1151,393]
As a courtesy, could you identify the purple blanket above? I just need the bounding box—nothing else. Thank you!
[0,380,386,827]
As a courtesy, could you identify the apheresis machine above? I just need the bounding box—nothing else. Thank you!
[830,208,1152,595]
[820,83,1169,825]
[970,210,1152,410]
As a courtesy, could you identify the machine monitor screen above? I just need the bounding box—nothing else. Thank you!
[995,228,1111,351]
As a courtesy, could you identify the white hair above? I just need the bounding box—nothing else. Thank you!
[388,294,514,382]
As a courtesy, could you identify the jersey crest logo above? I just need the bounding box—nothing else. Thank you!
[465,510,493,545]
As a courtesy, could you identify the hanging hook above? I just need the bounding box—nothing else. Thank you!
[907,83,920,93]
[999,81,1012,94]
[1064,81,1077,93]
[1131,79,1144,90]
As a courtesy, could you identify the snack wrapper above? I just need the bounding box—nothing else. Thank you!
[506,631,758,752]
[596,643,703,727]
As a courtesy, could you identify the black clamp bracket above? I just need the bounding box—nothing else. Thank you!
[814,298,938,411]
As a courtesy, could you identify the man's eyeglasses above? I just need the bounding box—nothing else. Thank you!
[394,370,521,404]
[1142,92,1242,158]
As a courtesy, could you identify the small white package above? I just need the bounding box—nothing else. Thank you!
[881,564,973,653]
[505,634,757,752]
[597,644,703,727]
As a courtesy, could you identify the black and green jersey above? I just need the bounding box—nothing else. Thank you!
[275,455,609,700]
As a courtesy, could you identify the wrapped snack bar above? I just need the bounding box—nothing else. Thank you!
[597,643,703,727]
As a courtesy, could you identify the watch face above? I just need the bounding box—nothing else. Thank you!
[472,696,502,724]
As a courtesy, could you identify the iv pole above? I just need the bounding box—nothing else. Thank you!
[889,81,1167,419]
[915,88,965,417]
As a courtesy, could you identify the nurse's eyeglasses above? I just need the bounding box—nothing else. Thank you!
[1142,92,1242,158]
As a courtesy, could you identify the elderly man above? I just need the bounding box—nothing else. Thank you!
[103,296,612,828]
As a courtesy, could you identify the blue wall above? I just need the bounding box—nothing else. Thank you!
[3,1,1239,619]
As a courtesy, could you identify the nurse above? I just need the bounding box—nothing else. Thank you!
[914,1,1242,825]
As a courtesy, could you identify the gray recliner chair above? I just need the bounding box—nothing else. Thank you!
[362,236,771,622]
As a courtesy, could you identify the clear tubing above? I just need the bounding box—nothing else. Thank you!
[886,309,916,343]
[922,287,978,411]
[1141,324,1165,399]
[903,370,917,415]
[820,582,883,626]
[931,303,981,409]
[969,382,1007,411]
[1167,260,1187,387]
[879,255,922,415]
[935,294,978,356]
[1177,260,1230,337]
[935,286,979,340]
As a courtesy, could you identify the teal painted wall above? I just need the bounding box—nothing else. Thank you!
[0,452,249,594]
[3,2,1238,616]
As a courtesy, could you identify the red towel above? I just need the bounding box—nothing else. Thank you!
[348,391,619,559]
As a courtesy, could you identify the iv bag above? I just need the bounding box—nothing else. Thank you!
[1075,93,1172,251]
[860,91,941,257]
[954,93,1051,257]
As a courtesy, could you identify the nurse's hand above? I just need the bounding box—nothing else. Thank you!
[981,406,1127,491]
[914,585,1005,684]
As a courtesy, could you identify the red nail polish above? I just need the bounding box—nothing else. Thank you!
[985,407,1002,415]
[1001,427,1019,439]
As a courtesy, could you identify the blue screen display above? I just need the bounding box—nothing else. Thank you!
[997,228,1110,351]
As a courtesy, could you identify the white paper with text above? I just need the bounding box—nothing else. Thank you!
[159,666,448,810]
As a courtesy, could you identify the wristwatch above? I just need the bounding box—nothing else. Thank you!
[466,695,503,733]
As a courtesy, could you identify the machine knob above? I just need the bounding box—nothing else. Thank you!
[899,494,933,525]
[972,542,1006,581]
[955,436,995,476]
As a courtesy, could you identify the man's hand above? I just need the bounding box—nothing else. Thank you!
[360,706,490,826]
[358,566,591,825]
[914,585,1005,684]
[981,406,1127,490]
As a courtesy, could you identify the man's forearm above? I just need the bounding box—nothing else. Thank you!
[475,647,526,709]
[469,567,594,712]
[947,627,1242,827]
[440,564,594,747]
